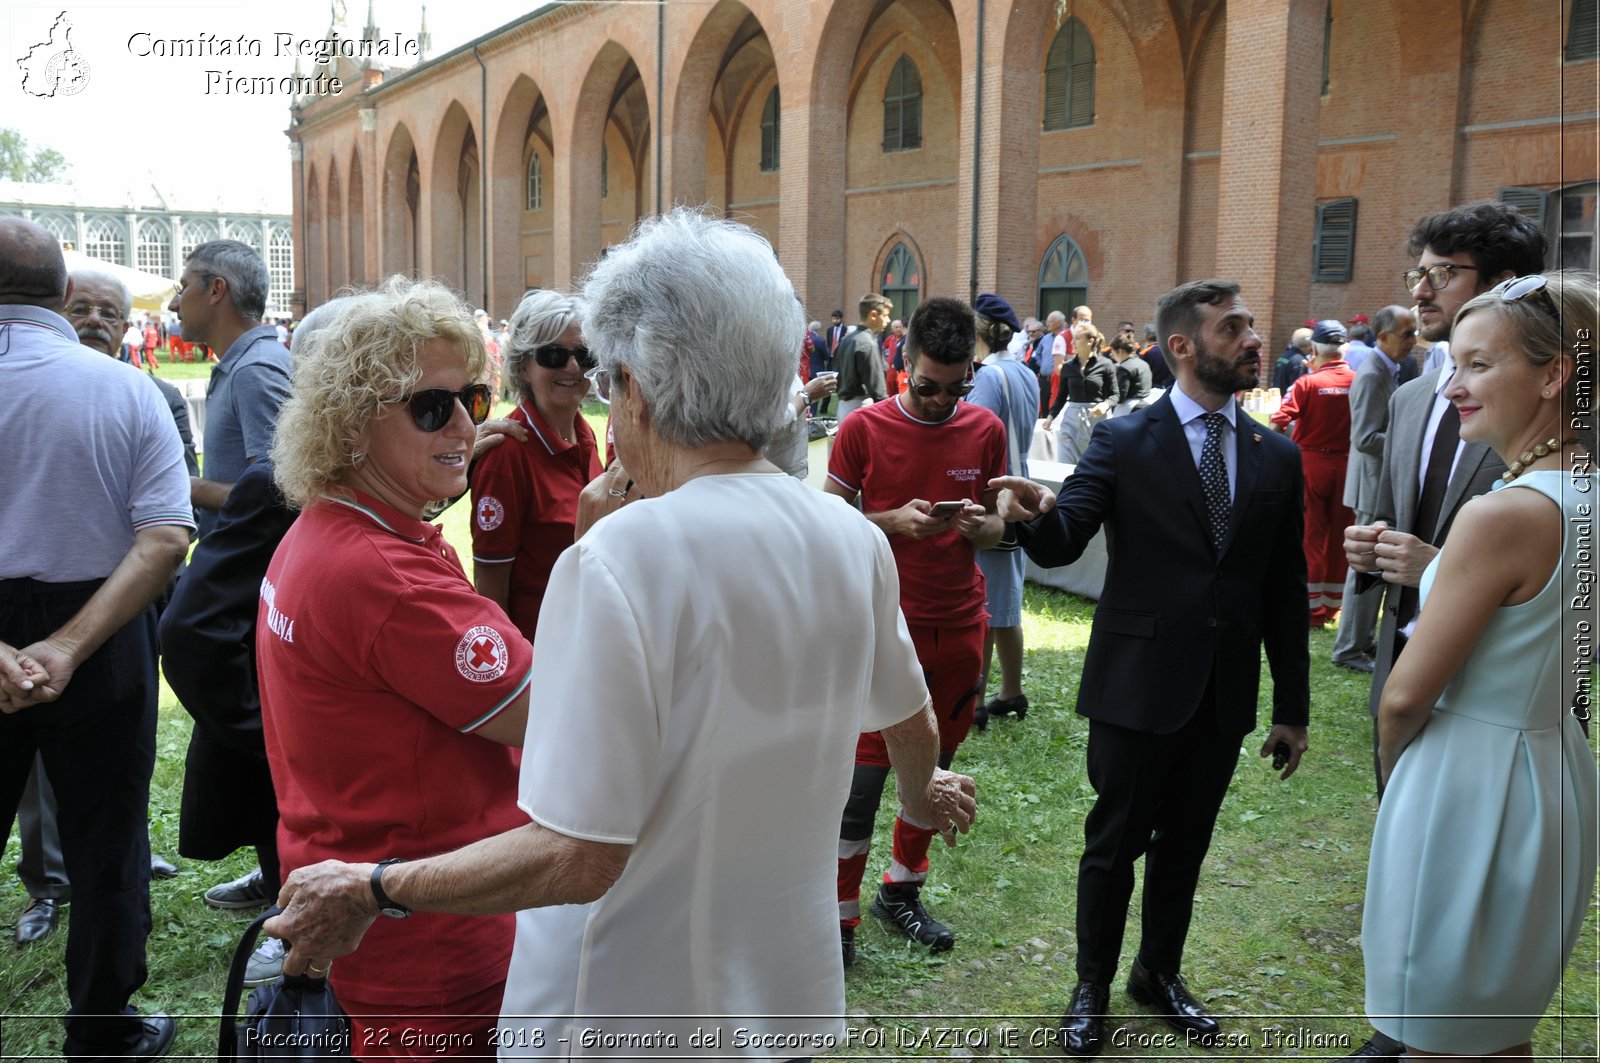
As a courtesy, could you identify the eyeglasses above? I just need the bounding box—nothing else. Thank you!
[584,365,613,404]
[404,384,493,432]
[1402,263,1478,292]
[906,376,975,398]
[66,303,124,323]
[531,344,596,371]
[1490,274,1560,322]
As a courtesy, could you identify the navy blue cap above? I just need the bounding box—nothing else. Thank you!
[1310,319,1347,343]
[974,292,1022,332]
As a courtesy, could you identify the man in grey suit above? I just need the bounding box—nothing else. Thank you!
[1340,201,1544,1063]
[1330,307,1416,672]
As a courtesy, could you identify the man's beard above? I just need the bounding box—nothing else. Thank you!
[1192,335,1258,395]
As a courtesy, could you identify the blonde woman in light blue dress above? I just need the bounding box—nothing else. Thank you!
[1363,270,1599,1059]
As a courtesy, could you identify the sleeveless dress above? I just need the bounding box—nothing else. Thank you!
[1363,470,1599,1053]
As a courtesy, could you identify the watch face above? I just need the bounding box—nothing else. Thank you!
[380,905,410,920]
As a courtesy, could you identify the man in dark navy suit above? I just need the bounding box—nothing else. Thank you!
[993,279,1310,1057]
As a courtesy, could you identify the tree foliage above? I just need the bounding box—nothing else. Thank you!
[0,128,70,183]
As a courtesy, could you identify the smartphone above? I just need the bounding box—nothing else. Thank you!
[929,501,967,519]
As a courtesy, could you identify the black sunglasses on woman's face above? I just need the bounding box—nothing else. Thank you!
[405,384,493,432]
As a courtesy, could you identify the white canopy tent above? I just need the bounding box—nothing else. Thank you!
[62,249,177,312]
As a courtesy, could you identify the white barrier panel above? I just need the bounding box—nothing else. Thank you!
[1020,459,1107,601]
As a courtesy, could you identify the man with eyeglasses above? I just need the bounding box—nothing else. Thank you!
[167,238,291,912]
[0,217,193,1061]
[1339,201,1544,1063]
[826,296,1005,965]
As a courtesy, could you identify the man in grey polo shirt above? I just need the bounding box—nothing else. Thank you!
[167,240,290,909]
[168,239,290,541]
[0,217,193,1061]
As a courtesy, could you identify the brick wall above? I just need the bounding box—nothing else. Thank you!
[288,0,1599,332]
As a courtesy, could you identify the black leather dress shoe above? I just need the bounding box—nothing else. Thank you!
[130,1013,177,1060]
[1126,959,1220,1037]
[68,1013,177,1061]
[15,897,61,945]
[150,855,179,879]
[1344,1031,1406,1060]
[1057,981,1109,1057]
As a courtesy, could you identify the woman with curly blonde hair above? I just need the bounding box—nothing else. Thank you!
[259,276,533,1059]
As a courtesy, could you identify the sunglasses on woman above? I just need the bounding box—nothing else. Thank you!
[532,344,597,370]
[405,383,493,432]
[1489,274,1560,322]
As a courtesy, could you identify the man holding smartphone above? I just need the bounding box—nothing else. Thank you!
[825,297,1006,965]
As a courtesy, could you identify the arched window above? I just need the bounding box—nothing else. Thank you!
[759,87,780,172]
[225,220,263,256]
[526,151,543,211]
[136,219,171,276]
[881,242,921,322]
[83,217,126,264]
[181,220,218,261]
[1044,17,1095,130]
[600,145,609,200]
[1038,235,1089,320]
[267,227,294,314]
[33,212,72,248]
[882,55,922,152]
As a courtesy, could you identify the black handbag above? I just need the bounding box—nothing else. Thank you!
[219,908,351,1061]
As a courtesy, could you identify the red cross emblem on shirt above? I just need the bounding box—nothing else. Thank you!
[470,637,500,671]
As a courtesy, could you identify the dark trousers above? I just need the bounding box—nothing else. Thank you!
[0,578,157,1054]
[1074,694,1243,985]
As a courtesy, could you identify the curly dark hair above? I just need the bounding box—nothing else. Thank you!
[905,296,977,366]
[1406,201,1547,281]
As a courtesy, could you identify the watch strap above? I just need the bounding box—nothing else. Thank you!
[371,857,411,918]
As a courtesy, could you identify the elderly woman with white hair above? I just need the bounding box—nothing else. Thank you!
[263,210,976,1061]
[469,289,602,641]
[256,279,532,1058]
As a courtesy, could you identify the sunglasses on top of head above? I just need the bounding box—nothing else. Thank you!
[531,344,597,370]
[405,383,493,432]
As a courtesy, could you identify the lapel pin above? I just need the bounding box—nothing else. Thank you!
[1252,433,1262,444]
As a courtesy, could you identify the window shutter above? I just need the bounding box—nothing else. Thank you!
[1499,186,1550,233]
[1068,60,1095,127]
[1313,198,1357,282]
[1569,0,1599,61]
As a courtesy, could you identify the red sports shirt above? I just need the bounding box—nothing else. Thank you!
[469,400,602,640]
[828,396,1005,627]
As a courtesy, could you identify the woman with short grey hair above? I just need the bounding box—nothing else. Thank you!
[469,287,602,641]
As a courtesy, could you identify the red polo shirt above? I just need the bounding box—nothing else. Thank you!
[827,396,1005,627]
[257,490,531,1006]
[469,400,602,641]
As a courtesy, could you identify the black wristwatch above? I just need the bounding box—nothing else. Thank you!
[371,857,411,919]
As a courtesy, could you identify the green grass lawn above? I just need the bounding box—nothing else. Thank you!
[3,439,1596,1059]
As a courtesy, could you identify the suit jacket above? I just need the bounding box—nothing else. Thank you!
[161,462,297,858]
[1342,353,1398,513]
[1018,393,1310,736]
[807,331,830,375]
[827,323,849,356]
[1363,369,1506,718]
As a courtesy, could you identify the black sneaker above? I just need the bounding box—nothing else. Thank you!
[870,882,955,951]
[841,924,855,968]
